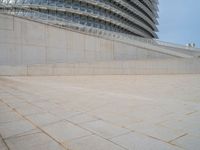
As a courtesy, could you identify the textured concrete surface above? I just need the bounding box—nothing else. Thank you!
[1,13,195,67]
[1,59,200,76]
[1,13,200,76]
[0,75,200,150]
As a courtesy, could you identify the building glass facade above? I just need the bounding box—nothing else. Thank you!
[0,0,159,38]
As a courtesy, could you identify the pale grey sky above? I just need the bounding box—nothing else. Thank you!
[158,0,200,47]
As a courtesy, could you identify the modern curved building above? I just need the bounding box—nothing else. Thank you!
[0,0,159,38]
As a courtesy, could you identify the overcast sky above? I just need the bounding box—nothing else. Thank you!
[158,0,200,47]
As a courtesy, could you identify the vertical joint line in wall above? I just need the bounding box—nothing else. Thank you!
[12,16,14,31]
[45,26,47,64]
[45,44,47,64]
[113,40,115,60]
[20,18,23,66]
[26,65,28,76]
[84,36,86,61]
[112,40,114,60]
[66,37,68,64]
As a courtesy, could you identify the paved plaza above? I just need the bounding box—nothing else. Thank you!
[0,75,200,150]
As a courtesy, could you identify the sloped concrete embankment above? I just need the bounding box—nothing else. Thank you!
[0,59,200,76]
[0,14,200,76]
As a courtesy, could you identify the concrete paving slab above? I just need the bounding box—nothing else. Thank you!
[15,104,46,116]
[111,132,182,150]
[42,120,92,143]
[0,137,8,150]
[159,116,200,137]
[0,120,35,138]
[171,134,200,150]
[89,111,142,127]
[126,123,186,142]
[49,109,84,120]
[26,112,63,127]
[0,75,200,150]
[0,104,12,113]
[81,120,130,139]
[33,101,61,111]
[0,95,27,104]
[3,101,30,109]
[5,131,65,150]
[0,111,22,123]
[66,113,99,124]
[66,135,125,150]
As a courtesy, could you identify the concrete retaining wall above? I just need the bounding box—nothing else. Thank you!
[0,14,182,66]
[1,14,200,76]
[1,59,200,76]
